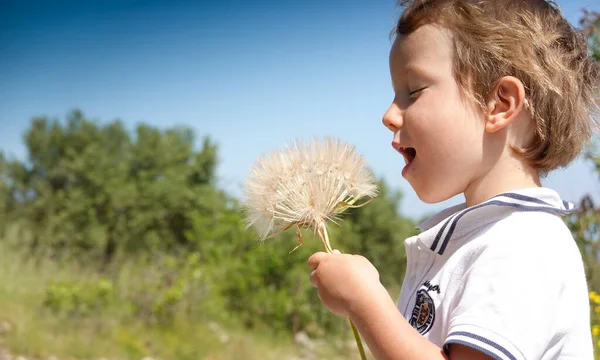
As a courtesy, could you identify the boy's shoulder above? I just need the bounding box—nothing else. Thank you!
[460,206,580,273]
[478,204,573,248]
[427,187,584,283]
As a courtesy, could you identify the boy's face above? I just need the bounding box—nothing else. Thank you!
[382,24,488,204]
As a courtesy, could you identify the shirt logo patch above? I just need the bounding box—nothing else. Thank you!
[409,289,435,335]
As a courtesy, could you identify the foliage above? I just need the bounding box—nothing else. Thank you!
[123,252,209,326]
[589,291,600,355]
[575,8,600,357]
[579,9,600,62]
[0,240,305,360]
[43,278,114,316]
[568,195,600,356]
[568,196,600,288]
[0,109,417,346]
[1,109,222,264]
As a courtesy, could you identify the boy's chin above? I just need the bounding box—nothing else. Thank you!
[412,184,459,205]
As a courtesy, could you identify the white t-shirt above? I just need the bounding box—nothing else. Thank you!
[397,187,593,360]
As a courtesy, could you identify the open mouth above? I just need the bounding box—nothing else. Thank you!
[399,147,416,165]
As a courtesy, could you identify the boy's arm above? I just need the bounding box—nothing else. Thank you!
[348,283,491,360]
[308,251,492,360]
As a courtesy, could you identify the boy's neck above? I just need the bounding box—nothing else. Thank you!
[464,156,541,208]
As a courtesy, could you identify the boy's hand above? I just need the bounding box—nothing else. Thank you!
[308,250,386,317]
[309,251,457,360]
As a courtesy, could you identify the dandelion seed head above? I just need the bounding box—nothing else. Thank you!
[241,137,378,241]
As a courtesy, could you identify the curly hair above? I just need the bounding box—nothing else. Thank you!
[394,0,600,172]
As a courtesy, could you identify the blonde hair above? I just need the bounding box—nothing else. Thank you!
[394,0,600,172]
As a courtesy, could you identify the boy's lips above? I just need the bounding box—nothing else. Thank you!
[392,142,417,165]
[399,147,416,165]
[392,142,417,176]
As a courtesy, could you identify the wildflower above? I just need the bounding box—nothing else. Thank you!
[591,291,600,304]
[593,325,600,336]
[241,136,378,252]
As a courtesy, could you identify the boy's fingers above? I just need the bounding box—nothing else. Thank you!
[332,249,341,254]
[308,251,327,270]
[309,270,319,287]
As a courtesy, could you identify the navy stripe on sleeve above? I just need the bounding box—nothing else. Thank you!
[444,339,504,360]
[444,331,519,360]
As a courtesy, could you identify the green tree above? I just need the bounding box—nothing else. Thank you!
[579,9,600,61]
[0,151,8,235]
[571,9,600,290]
[1,109,223,264]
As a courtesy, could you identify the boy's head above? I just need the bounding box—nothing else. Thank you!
[383,0,599,204]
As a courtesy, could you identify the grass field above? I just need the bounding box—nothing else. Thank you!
[0,230,366,360]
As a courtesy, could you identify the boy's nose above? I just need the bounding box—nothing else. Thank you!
[382,103,403,132]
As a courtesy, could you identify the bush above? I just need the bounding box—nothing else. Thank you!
[125,252,207,326]
[43,278,114,316]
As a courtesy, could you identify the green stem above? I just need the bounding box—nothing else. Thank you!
[350,318,368,360]
[318,222,367,360]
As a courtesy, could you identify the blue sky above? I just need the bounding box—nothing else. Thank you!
[1,0,599,220]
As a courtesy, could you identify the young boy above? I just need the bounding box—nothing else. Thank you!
[308,1,599,359]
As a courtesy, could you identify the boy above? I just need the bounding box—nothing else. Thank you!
[308,0,599,359]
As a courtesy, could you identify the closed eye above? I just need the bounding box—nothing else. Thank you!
[408,87,426,98]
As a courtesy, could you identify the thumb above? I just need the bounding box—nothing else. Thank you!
[332,249,342,254]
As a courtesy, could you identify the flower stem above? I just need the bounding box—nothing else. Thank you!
[349,318,368,360]
[317,222,368,360]
[318,222,333,253]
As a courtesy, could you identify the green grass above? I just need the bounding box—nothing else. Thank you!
[0,233,365,360]
[0,243,283,359]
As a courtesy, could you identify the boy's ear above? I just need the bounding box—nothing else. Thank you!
[485,76,526,133]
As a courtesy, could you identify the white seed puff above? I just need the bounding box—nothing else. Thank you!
[241,137,378,242]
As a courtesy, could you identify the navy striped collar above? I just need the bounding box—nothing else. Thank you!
[415,187,576,256]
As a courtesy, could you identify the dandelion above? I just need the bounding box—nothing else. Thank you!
[593,325,600,337]
[241,136,378,360]
[242,136,378,252]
